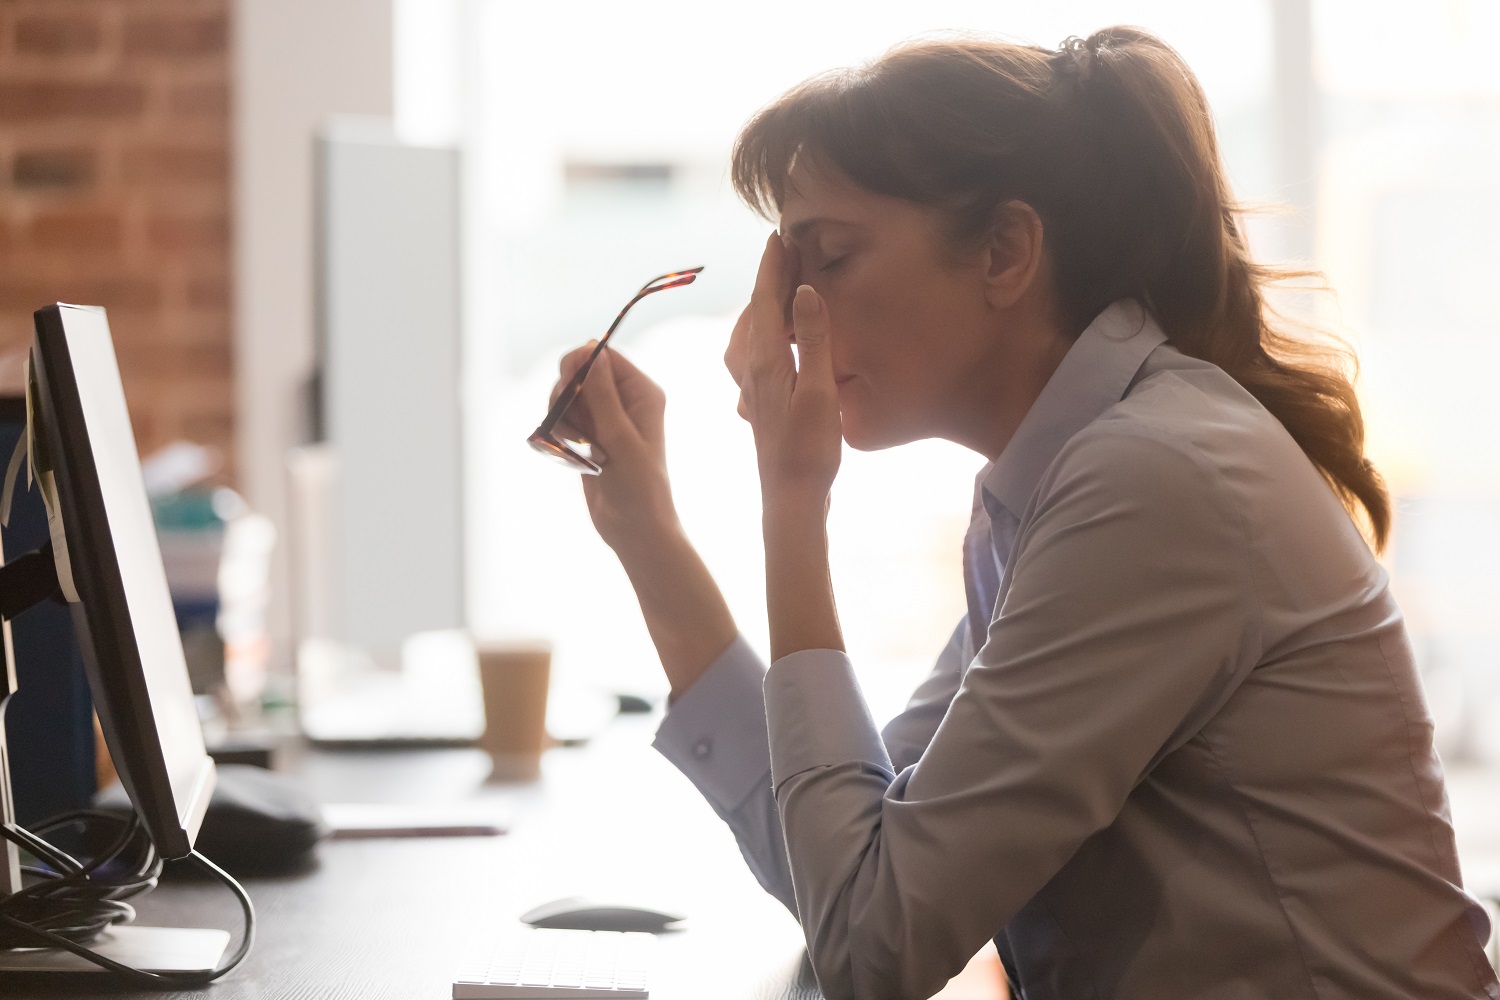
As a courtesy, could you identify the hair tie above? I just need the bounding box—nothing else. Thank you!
[1056,35,1096,84]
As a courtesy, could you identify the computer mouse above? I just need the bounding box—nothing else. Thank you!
[520,896,685,933]
[615,692,656,715]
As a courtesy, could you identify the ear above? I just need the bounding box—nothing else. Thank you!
[981,200,1046,310]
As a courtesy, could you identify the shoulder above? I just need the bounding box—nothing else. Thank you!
[1036,415,1239,531]
[1039,352,1282,520]
[1015,385,1267,601]
[1009,410,1259,637]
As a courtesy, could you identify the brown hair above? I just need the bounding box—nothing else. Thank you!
[732,27,1390,550]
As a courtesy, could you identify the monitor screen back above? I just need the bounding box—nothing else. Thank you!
[31,304,214,859]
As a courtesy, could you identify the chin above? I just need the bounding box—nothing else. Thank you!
[839,411,911,453]
[838,385,927,452]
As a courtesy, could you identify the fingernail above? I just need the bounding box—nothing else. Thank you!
[795,284,820,312]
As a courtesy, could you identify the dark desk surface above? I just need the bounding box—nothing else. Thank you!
[2,714,823,999]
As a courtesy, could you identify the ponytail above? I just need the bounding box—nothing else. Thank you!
[733,27,1391,550]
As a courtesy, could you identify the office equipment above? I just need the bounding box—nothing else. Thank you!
[454,927,653,998]
[614,694,655,715]
[322,800,507,839]
[0,304,252,981]
[297,629,484,745]
[96,764,328,873]
[521,898,684,935]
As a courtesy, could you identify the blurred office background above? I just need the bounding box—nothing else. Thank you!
[0,0,1496,861]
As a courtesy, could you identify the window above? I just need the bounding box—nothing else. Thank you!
[1313,0,1500,760]
[461,1,1278,722]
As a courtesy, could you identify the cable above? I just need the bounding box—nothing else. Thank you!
[1,812,254,984]
[0,811,160,947]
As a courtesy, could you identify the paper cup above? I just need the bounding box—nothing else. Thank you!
[474,638,552,782]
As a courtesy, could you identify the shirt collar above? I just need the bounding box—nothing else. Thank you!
[981,300,1167,520]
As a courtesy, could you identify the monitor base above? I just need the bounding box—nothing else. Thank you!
[0,925,230,974]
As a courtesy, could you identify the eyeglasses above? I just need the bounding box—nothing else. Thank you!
[527,266,704,475]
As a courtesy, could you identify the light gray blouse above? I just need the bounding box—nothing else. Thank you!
[654,301,1499,1000]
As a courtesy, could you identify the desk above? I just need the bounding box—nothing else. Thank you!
[2,713,823,999]
[3,712,1006,999]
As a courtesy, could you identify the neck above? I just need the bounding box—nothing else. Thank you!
[945,304,1074,462]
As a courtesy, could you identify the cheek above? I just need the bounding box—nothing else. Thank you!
[824,285,971,444]
[822,281,915,377]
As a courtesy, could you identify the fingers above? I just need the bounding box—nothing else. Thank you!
[549,338,668,459]
[550,342,597,409]
[598,347,661,418]
[750,232,789,311]
[724,303,751,388]
[747,233,796,379]
[577,347,629,443]
[790,285,834,393]
[600,344,650,385]
[727,304,753,423]
[554,418,589,445]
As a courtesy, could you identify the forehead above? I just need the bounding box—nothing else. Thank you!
[778,158,909,234]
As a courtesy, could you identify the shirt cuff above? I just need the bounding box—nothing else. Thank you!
[653,634,772,813]
[764,648,893,791]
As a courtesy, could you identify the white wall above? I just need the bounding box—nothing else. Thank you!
[232,0,393,669]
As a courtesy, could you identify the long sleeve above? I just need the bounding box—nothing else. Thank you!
[653,620,974,918]
[880,618,969,773]
[764,428,1260,1000]
[652,635,796,912]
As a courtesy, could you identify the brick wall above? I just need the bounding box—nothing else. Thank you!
[0,0,232,476]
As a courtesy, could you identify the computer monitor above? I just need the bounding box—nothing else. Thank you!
[0,303,237,977]
[28,303,216,858]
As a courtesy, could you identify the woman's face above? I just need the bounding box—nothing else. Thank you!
[772,162,1000,452]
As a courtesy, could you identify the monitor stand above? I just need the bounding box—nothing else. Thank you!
[0,926,230,974]
[0,544,228,977]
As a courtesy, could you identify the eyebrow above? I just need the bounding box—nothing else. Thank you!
[782,217,860,242]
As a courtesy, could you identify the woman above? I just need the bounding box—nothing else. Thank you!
[548,27,1498,1000]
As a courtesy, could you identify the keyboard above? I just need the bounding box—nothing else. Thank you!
[453,928,654,999]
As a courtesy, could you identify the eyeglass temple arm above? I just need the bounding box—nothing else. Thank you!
[637,266,704,294]
[534,273,701,436]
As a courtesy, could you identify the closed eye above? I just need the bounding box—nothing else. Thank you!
[819,254,851,273]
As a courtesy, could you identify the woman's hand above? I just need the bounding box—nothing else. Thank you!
[727,233,846,661]
[548,344,678,559]
[546,343,739,697]
[727,233,843,513]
